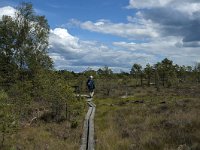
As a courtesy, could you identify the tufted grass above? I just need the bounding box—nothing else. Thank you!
[94,87,200,150]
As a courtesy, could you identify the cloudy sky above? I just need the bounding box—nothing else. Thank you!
[1,0,200,72]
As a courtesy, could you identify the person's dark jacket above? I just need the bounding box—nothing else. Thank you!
[87,79,95,91]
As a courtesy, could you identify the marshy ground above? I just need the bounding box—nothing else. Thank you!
[94,85,200,150]
[1,84,200,150]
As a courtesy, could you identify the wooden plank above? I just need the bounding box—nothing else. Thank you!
[80,98,96,150]
[88,106,95,150]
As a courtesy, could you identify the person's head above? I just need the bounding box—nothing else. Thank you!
[89,75,93,79]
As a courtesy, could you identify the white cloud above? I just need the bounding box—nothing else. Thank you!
[127,0,173,9]
[49,28,157,72]
[49,28,80,52]
[175,2,200,16]
[113,36,200,66]
[113,36,179,55]
[0,6,15,18]
[126,0,200,43]
[127,0,200,15]
[113,41,138,51]
[49,23,200,71]
[73,19,159,40]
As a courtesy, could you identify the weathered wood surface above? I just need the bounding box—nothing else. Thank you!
[80,97,96,150]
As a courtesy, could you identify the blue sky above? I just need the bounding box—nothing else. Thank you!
[1,0,200,72]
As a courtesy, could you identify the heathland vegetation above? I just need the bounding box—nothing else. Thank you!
[1,2,200,150]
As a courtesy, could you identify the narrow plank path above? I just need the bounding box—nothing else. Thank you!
[80,97,96,150]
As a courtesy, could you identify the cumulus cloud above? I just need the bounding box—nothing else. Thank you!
[49,28,80,53]
[127,0,200,46]
[49,28,157,72]
[0,6,15,18]
[127,0,200,11]
[113,36,200,66]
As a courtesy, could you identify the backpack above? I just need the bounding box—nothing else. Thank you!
[87,79,93,88]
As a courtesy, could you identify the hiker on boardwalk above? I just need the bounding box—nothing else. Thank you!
[87,75,95,98]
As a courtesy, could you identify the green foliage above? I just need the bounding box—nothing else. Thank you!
[144,64,153,86]
[0,1,78,124]
[83,67,97,77]
[0,2,84,149]
[0,2,52,88]
[56,70,77,80]
[0,90,8,100]
[131,63,143,86]
[8,80,33,119]
[97,66,113,76]
[0,16,18,87]
[14,2,52,71]
[31,70,75,122]
[130,63,142,75]
[0,90,18,147]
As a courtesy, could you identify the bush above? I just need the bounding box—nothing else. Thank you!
[0,90,18,148]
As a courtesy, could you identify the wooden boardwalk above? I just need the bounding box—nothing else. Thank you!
[80,97,96,150]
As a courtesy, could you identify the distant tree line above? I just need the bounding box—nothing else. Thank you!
[130,58,200,88]
[58,59,200,88]
[56,59,200,98]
